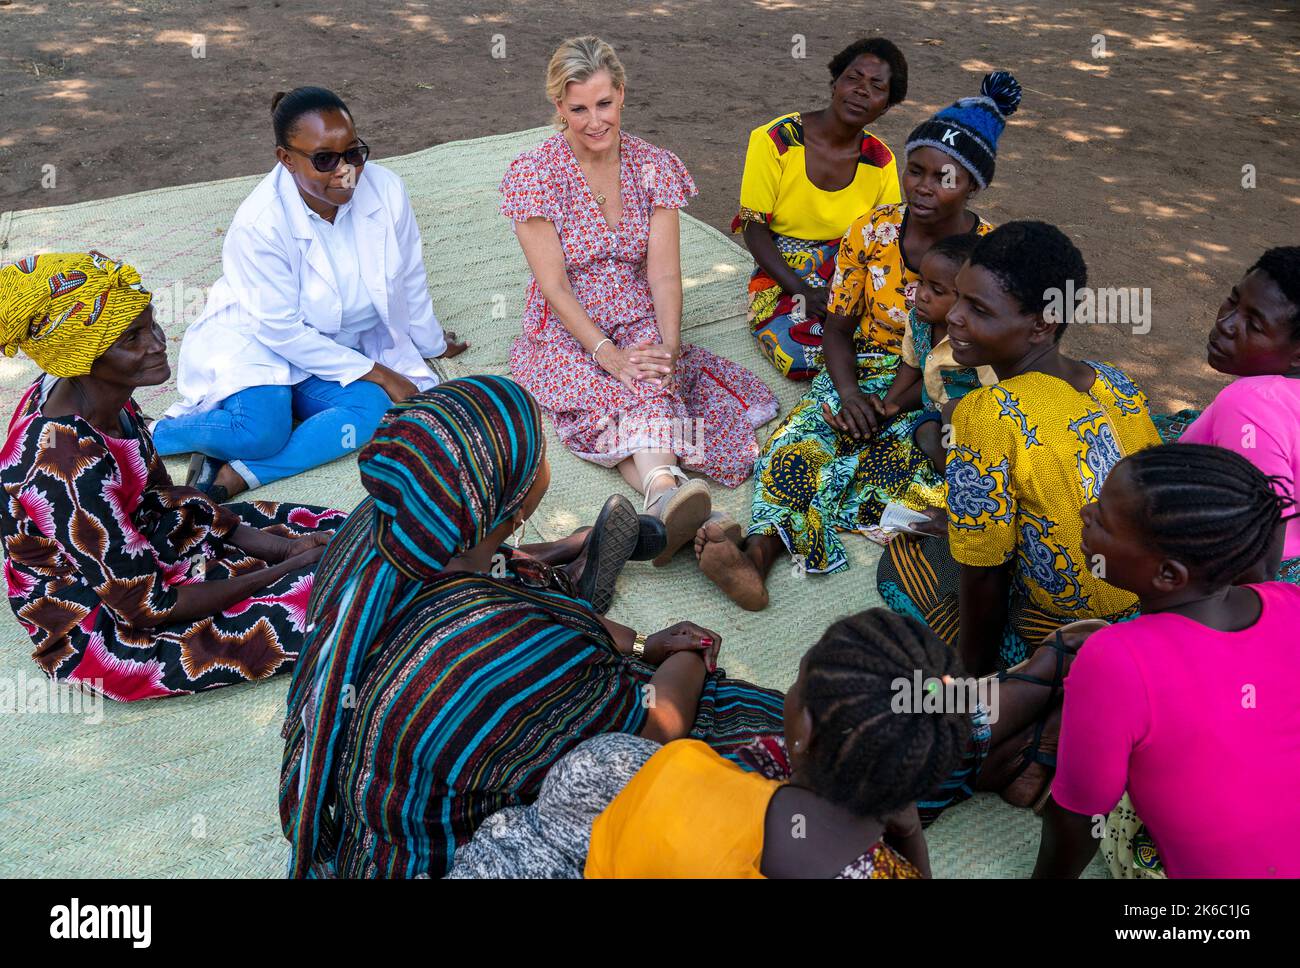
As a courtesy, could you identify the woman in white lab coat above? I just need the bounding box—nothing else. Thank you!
[152,86,467,499]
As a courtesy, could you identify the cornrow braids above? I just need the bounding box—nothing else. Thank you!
[1248,246,1300,340]
[1124,443,1295,586]
[801,608,968,818]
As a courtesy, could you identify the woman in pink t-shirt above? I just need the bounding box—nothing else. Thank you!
[1033,443,1300,878]
[1180,246,1300,583]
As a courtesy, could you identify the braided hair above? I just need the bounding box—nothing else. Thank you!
[1248,246,1300,340]
[801,608,967,818]
[1124,443,1296,585]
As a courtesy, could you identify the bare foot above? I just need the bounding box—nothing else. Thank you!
[977,719,1037,793]
[695,521,768,611]
[442,331,470,358]
[691,515,741,558]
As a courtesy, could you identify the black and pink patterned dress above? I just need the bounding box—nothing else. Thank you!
[1,378,345,701]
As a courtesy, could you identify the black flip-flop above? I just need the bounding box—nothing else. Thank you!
[186,453,220,490]
[576,495,640,615]
[185,453,233,503]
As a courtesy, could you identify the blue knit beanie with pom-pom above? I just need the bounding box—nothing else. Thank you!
[905,71,1022,189]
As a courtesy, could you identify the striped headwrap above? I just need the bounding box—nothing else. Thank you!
[284,375,545,877]
[0,252,152,377]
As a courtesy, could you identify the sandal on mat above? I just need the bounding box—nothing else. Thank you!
[994,627,1089,811]
[575,495,641,615]
[186,453,231,503]
[641,465,712,567]
[186,453,220,490]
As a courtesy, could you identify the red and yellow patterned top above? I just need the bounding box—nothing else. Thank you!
[733,113,900,241]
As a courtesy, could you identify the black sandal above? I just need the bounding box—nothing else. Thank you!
[997,628,1076,698]
[576,495,641,614]
[186,453,220,490]
[996,630,1079,809]
[185,453,230,503]
[572,514,667,563]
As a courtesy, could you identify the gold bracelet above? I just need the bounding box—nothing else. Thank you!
[631,632,647,659]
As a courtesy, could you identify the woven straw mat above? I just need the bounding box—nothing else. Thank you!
[0,127,1104,878]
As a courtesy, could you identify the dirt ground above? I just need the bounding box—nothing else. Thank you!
[3,0,1299,410]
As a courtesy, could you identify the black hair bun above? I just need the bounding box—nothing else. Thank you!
[271,87,350,145]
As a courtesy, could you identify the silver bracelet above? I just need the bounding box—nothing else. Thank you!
[591,337,613,359]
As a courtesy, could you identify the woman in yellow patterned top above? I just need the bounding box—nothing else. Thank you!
[697,73,1021,611]
[736,38,907,380]
[878,222,1162,676]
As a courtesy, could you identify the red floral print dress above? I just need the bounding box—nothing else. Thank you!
[0,378,346,701]
[500,131,779,487]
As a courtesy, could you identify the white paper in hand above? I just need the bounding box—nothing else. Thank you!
[878,501,935,535]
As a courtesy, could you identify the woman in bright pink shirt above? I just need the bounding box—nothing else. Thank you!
[1034,444,1300,878]
[1180,246,1300,578]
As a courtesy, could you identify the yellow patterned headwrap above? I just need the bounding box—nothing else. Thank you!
[0,251,152,378]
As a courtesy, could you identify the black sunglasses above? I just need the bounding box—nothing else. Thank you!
[281,140,370,173]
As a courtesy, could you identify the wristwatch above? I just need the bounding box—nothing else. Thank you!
[631,632,647,659]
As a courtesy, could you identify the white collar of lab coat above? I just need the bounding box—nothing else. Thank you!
[274,162,383,241]
[273,163,389,321]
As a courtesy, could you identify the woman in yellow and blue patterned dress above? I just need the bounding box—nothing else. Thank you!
[696,74,1019,611]
[877,222,1162,675]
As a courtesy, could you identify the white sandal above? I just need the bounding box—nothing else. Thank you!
[641,464,712,567]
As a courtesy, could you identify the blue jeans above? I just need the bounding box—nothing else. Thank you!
[152,377,392,488]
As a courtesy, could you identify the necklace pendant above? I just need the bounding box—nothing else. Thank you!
[596,193,606,205]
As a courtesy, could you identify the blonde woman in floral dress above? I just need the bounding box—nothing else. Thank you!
[696,74,1020,610]
[502,36,778,566]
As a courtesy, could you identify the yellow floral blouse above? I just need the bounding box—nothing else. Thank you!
[946,362,1162,620]
[826,203,993,354]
